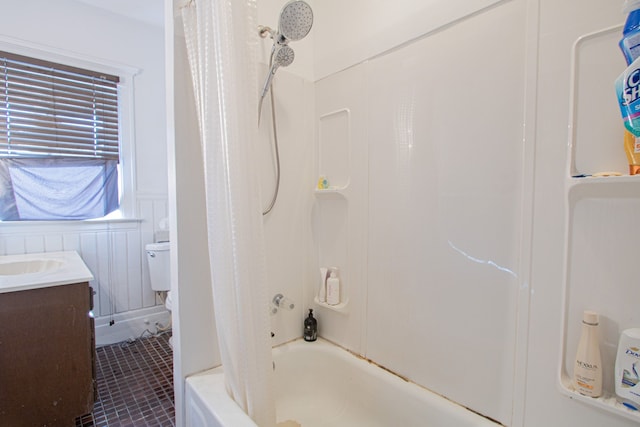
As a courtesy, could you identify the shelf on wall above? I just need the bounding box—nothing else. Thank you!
[314,187,348,198]
[560,23,640,423]
[567,175,640,198]
[559,375,640,423]
[566,24,627,177]
[313,296,348,314]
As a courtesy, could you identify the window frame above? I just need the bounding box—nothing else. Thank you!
[0,38,139,221]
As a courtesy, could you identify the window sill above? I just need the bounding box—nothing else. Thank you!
[0,217,143,232]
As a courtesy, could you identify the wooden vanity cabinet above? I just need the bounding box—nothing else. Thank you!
[0,282,96,427]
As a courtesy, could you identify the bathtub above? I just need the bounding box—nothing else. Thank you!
[186,338,500,427]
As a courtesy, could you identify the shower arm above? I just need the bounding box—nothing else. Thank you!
[258,25,276,41]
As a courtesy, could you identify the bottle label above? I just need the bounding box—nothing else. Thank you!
[620,347,640,389]
[575,359,599,371]
[575,359,601,396]
[616,57,640,136]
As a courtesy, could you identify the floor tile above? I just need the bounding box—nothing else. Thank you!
[75,333,174,427]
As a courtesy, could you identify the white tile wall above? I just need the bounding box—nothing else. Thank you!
[313,1,525,424]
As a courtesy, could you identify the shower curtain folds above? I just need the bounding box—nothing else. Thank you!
[181,1,275,426]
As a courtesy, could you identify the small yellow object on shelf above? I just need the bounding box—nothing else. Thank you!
[317,175,328,189]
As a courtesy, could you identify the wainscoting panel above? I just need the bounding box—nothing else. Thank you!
[0,195,169,344]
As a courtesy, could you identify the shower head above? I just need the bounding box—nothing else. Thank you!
[258,0,313,123]
[273,45,295,68]
[260,45,295,100]
[278,0,313,42]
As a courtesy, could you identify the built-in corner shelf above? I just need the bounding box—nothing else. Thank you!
[314,107,351,318]
[567,174,640,198]
[559,24,640,423]
[314,187,348,198]
[558,377,640,423]
[313,296,349,314]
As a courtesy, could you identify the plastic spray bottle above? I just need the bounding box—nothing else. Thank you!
[619,0,640,174]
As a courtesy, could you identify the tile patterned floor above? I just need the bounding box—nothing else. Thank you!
[75,333,175,427]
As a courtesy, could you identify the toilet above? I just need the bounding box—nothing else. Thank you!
[145,242,173,332]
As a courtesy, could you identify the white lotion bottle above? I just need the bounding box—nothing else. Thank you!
[573,310,603,397]
[318,268,327,303]
[326,270,340,305]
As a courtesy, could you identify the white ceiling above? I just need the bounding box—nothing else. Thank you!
[73,0,164,27]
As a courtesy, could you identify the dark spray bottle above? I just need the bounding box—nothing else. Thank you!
[304,309,317,342]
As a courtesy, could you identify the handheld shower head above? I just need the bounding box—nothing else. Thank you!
[257,1,314,215]
[258,0,313,122]
[274,45,295,68]
[260,45,295,99]
[278,0,313,42]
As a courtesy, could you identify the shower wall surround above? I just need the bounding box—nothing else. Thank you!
[313,1,524,424]
[311,0,640,427]
[527,0,640,426]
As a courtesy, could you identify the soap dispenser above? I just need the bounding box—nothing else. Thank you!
[304,309,317,342]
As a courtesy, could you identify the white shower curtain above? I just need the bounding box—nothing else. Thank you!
[181,1,276,426]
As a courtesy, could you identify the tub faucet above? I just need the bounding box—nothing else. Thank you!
[271,293,295,315]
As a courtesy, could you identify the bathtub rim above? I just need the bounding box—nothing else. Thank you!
[185,337,501,427]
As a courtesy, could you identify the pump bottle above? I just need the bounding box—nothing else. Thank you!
[326,270,340,305]
[303,309,317,342]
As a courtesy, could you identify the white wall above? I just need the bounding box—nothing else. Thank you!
[166,7,219,425]
[310,0,640,426]
[525,0,640,426]
[254,0,317,346]
[312,1,525,424]
[311,0,503,80]
[0,0,169,345]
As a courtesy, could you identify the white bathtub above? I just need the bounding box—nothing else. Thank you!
[186,338,500,427]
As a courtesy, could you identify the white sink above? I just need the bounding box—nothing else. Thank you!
[0,259,65,276]
[0,252,94,293]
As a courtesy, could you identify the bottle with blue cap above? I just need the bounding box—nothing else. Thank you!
[615,328,640,410]
[620,0,640,65]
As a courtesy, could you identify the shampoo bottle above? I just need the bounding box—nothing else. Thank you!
[326,270,340,305]
[615,328,640,410]
[573,310,603,397]
[303,309,317,342]
[620,0,640,174]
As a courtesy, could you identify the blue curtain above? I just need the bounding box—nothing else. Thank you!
[0,158,119,220]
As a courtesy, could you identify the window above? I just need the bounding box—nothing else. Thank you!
[0,50,121,220]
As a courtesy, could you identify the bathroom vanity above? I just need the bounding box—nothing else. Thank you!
[0,252,95,426]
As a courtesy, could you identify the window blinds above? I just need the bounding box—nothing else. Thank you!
[0,51,120,161]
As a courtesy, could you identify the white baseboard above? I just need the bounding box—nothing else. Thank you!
[95,305,171,346]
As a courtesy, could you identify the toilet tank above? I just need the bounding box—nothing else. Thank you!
[145,242,171,291]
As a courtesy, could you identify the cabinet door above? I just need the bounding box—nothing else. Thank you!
[0,282,95,427]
